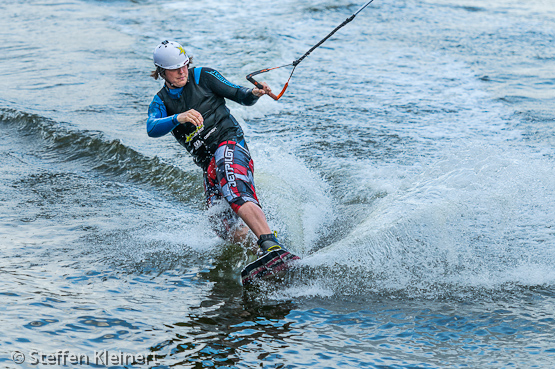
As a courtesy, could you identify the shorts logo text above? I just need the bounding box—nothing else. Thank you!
[224,146,237,187]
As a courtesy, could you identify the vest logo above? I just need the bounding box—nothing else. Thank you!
[223,146,237,187]
[185,124,204,143]
[203,127,217,140]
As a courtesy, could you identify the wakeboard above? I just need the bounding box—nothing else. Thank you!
[241,249,300,286]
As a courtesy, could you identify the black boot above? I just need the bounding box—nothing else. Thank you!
[257,233,283,257]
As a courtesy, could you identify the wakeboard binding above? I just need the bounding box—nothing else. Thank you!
[241,233,300,286]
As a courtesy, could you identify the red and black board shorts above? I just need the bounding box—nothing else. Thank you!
[203,140,260,238]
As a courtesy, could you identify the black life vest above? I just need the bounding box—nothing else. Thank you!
[156,67,243,170]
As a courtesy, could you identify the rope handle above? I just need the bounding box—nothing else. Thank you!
[246,64,294,101]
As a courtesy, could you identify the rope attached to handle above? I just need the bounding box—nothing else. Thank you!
[246,0,375,100]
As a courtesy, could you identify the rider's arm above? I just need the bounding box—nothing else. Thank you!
[200,68,260,106]
[146,95,179,137]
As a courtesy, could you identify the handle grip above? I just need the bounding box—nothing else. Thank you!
[246,73,279,100]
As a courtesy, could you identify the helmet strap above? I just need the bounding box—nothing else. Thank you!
[158,67,166,80]
[158,68,177,88]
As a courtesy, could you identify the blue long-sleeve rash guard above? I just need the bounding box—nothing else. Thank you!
[147,67,258,138]
[147,94,178,137]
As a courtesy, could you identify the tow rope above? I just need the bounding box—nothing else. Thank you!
[246,0,375,100]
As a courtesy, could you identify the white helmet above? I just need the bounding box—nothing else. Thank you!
[153,40,190,70]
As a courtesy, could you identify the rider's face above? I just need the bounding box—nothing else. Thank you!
[164,65,189,88]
